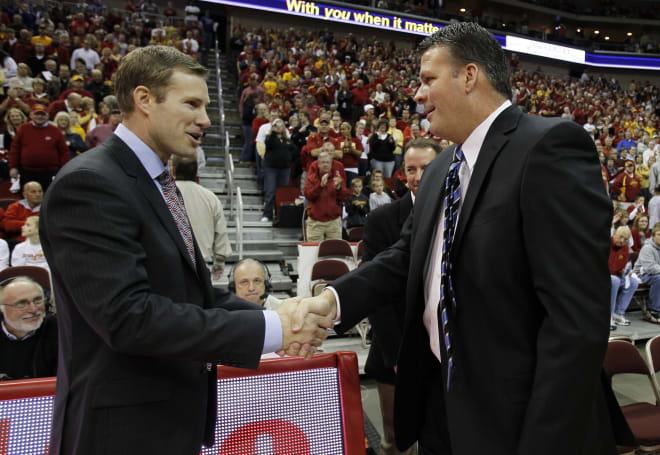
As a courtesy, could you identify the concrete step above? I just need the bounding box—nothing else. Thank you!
[227,227,273,241]
[202,179,260,192]
[214,187,263,198]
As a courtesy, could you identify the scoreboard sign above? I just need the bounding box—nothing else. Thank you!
[0,352,364,455]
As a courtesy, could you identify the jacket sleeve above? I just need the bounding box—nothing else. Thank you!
[304,167,323,201]
[2,204,25,234]
[637,244,660,275]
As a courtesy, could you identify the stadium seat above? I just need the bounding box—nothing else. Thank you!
[318,239,355,267]
[347,226,364,242]
[310,259,350,283]
[647,335,660,400]
[604,340,660,453]
[0,266,51,291]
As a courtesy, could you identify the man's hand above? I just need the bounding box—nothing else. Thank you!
[320,173,329,187]
[333,175,342,189]
[293,289,338,330]
[276,297,333,359]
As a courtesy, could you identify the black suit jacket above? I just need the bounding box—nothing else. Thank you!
[362,191,412,381]
[40,134,266,455]
[333,106,634,454]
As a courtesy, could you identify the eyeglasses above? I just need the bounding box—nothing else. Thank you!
[1,296,45,310]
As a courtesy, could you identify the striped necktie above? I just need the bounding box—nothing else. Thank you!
[157,170,196,265]
[440,146,464,390]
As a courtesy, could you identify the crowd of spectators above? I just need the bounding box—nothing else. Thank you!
[232,25,660,240]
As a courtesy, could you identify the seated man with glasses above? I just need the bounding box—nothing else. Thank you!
[0,276,57,380]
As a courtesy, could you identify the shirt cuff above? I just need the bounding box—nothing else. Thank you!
[325,286,342,325]
[261,310,283,354]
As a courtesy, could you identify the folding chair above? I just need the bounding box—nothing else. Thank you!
[646,335,660,401]
[604,340,660,453]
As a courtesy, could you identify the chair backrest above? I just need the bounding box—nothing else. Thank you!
[318,239,353,259]
[275,187,300,217]
[0,266,51,291]
[356,240,364,264]
[604,339,651,379]
[347,226,364,242]
[646,335,660,403]
[310,259,350,282]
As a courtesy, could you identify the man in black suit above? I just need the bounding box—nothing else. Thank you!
[362,138,440,454]
[294,23,633,454]
[39,45,330,455]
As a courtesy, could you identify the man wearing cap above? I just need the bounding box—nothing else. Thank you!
[58,74,93,101]
[612,160,641,202]
[9,103,69,192]
[85,108,122,148]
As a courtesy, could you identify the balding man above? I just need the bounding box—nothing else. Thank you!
[304,150,350,241]
[48,92,82,120]
[230,259,281,310]
[0,276,57,381]
[3,181,42,241]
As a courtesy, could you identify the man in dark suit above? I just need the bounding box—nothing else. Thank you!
[362,138,440,454]
[39,45,330,455]
[294,23,633,454]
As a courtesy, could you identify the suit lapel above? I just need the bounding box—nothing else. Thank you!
[107,135,198,274]
[451,106,521,258]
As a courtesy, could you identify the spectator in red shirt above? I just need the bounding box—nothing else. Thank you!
[612,160,641,202]
[9,104,69,192]
[2,181,42,241]
[609,226,638,328]
[304,151,350,242]
[631,214,651,252]
[338,121,362,185]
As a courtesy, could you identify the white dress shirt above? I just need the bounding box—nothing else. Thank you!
[423,100,511,362]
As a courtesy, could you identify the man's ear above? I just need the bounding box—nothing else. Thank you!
[132,85,153,116]
[464,63,479,94]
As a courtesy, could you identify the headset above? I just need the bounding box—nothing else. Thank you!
[227,258,273,300]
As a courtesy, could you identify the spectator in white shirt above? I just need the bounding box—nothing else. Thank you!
[11,216,49,271]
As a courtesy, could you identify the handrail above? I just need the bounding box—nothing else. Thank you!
[227,152,234,222]
[236,186,244,260]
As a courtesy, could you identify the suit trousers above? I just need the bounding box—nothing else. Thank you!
[417,361,453,455]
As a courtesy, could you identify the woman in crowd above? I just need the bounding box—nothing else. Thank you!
[368,118,396,178]
[261,118,296,222]
[631,213,651,252]
[55,111,87,159]
[2,107,26,150]
[338,121,363,185]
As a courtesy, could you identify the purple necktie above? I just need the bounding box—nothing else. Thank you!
[440,146,464,391]
[157,170,196,265]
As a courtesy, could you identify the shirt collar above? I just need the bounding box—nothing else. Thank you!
[114,123,167,180]
[460,100,512,171]
[1,320,35,341]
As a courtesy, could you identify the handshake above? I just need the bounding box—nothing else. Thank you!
[275,290,338,359]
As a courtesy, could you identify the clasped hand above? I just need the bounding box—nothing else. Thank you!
[276,290,338,359]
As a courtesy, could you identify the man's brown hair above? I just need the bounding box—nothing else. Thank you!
[113,45,208,114]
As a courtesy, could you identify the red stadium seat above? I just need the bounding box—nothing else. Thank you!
[0,266,51,291]
[347,226,364,242]
[310,259,350,282]
[604,340,660,453]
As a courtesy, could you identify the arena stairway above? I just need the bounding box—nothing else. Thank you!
[199,52,299,295]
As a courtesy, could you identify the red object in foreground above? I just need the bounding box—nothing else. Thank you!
[0,351,365,455]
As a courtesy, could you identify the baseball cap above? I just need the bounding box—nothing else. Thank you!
[625,160,634,166]
[32,104,47,113]
[318,118,329,124]
[71,75,84,81]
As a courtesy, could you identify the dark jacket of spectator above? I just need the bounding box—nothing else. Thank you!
[0,314,58,380]
[345,192,369,228]
[264,133,296,169]
[368,133,396,162]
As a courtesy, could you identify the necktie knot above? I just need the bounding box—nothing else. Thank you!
[453,146,464,164]
[157,170,175,188]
